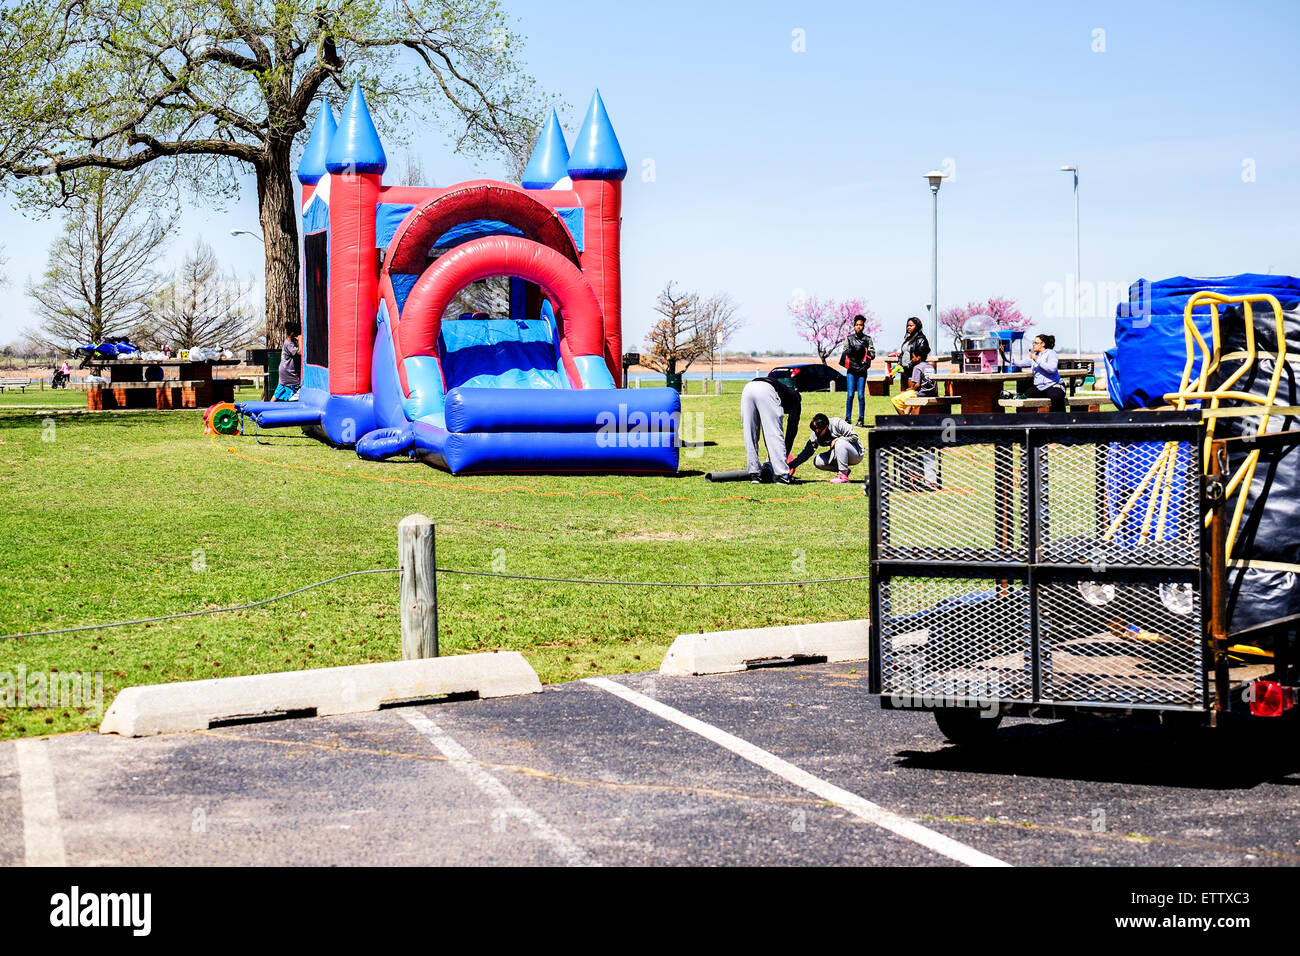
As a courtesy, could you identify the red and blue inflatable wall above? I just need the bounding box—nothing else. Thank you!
[238,84,679,475]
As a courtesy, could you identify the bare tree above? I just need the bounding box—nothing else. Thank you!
[641,281,708,379]
[397,148,431,188]
[0,0,558,347]
[143,238,258,349]
[26,169,174,349]
[442,278,511,321]
[695,292,744,381]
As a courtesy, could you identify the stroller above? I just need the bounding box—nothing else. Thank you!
[51,366,70,389]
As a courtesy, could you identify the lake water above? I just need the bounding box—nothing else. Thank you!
[628,367,891,384]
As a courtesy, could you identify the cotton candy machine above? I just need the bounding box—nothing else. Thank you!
[961,314,1002,372]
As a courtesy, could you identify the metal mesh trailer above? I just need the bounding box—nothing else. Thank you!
[867,411,1299,743]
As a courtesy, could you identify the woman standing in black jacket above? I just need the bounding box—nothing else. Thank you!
[840,314,875,426]
[893,317,930,385]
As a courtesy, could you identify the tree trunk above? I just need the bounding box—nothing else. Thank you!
[256,146,301,348]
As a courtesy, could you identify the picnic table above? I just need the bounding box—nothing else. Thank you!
[84,358,240,410]
[931,368,1090,414]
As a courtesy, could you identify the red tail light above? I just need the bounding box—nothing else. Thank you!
[1248,681,1297,718]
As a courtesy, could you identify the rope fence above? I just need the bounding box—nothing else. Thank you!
[1,561,870,642]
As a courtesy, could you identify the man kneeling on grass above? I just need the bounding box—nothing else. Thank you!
[787,413,864,484]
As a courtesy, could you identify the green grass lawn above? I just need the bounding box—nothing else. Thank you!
[0,387,87,407]
[0,380,894,739]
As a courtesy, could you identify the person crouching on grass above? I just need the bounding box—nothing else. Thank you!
[787,413,864,484]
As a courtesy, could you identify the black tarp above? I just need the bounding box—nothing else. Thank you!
[1212,299,1300,641]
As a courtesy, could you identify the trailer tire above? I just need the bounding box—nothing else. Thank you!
[934,707,1003,746]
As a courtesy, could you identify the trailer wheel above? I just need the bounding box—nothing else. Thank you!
[934,708,1003,746]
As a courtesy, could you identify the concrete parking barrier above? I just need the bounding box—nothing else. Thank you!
[100,652,542,737]
[660,619,869,676]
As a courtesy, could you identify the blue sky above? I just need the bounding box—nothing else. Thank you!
[2,0,1297,353]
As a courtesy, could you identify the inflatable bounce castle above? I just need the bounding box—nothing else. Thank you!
[237,83,679,475]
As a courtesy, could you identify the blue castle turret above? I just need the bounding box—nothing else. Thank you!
[325,80,387,175]
[567,90,626,181]
[296,101,337,185]
[521,109,571,189]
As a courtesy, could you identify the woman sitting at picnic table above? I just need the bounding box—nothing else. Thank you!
[1001,333,1066,412]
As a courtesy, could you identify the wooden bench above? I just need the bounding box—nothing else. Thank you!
[1068,393,1109,412]
[86,379,232,410]
[0,379,34,392]
[902,396,958,415]
[998,397,1051,413]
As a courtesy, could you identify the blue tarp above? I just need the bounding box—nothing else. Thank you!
[1109,274,1300,408]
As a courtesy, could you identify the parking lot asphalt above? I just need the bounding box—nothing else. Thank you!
[3,661,1299,867]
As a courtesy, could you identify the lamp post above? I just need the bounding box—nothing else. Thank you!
[1059,165,1080,356]
[230,227,264,243]
[924,171,944,350]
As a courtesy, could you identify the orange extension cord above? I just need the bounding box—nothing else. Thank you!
[210,434,864,505]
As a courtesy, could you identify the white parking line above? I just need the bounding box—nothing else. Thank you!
[398,710,598,867]
[586,677,1010,868]
[13,739,67,866]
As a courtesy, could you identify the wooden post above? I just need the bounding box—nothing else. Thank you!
[715,380,723,396]
[398,514,438,659]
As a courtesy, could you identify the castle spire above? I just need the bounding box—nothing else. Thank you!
[521,109,571,189]
[296,100,337,185]
[566,90,626,181]
[325,80,387,175]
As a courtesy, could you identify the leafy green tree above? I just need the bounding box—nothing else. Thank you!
[0,0,552,344]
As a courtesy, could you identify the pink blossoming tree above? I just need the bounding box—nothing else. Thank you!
[939,296,1034,350]
[790,295,881,364]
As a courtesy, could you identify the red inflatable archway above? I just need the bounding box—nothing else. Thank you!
[395,235,605,388]
[384,180,580,275]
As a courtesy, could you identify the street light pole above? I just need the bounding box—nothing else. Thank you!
[925,171,944,351]
[230,227,264,243]
[1060,165,1080,356]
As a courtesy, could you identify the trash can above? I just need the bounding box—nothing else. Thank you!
[266,350,281,400]
[665,372,683,392]
[246,348,281,401]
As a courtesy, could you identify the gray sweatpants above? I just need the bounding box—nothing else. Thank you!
[741,380,790,477]
[813,437,865,473]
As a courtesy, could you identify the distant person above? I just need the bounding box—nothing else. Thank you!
[891,343,937,414]
[839,314,875,426]
[274,319,302,401]
[892,317,930,384]
[740,373,802,484]
[1002,333,1065,412]
[788,413,864,484]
